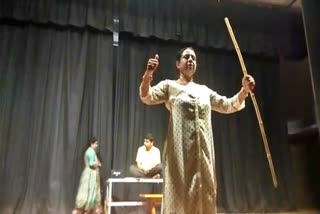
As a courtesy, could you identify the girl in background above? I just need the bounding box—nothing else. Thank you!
[72,137,102,214]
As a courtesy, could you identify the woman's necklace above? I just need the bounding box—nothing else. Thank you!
[177,77,192,85]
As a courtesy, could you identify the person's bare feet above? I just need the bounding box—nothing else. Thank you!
[152,174,160,179]
[72,209,82,214]
[95,208,103,214]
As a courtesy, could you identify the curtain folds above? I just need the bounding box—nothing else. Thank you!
[0,0,113,31]
[0,22,295,213]
[0,0,306,57]
[0,24,115,214]
[0,0,299,213]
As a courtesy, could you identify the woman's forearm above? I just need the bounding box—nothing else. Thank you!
[140,71,153,98]
[238,87,249,104]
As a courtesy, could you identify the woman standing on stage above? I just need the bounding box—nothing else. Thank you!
[139,47,255,213]
[72,137,102,214]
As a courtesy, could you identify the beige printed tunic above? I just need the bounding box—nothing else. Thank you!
[140,80,244,214]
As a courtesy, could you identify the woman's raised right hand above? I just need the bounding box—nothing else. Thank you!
[146,54,159,72]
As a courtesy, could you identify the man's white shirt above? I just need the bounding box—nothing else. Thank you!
[136,146,161,170]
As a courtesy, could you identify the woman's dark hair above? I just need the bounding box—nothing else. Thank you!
[88,137,98,147]
[176,47,195,61]
[80,137,99,165]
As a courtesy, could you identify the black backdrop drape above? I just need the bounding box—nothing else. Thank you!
[0,0,305,57]
[0,0,302,213]
[0,24,115,213]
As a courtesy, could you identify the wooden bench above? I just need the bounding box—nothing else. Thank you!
[139,194,163,214]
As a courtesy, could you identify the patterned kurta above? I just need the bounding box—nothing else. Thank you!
[140,80,244,214]
[75,147,101,211]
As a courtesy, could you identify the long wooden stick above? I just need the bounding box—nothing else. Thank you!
[224,17,278,188]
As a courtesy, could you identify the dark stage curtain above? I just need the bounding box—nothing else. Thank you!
[119,0,306,58]
[0,0,306,58]
[0,0,114,31]
[0,24,115,213]
[0,0,299,213]
[0,22,295,213]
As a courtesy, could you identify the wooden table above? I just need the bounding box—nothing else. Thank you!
[139,194,163,214]
[104,178,163,214]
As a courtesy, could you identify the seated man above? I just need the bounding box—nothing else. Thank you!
[130,133,162,178]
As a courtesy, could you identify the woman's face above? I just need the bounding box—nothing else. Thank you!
[176,48,197,78]
[91,141,98,149]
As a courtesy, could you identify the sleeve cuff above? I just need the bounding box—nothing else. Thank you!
[233,94,245,110]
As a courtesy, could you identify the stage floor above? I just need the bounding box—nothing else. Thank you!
[219,211,320,214]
